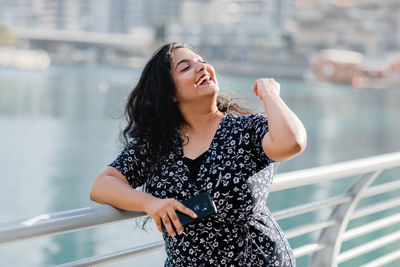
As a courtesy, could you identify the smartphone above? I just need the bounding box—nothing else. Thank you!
[162,192,217,233]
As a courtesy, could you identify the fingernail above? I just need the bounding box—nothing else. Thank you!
[193,213,198,218]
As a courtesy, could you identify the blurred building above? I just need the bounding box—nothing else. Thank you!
[164,0,305,76]
[0,0,184,61]
[1,0,400,76]
[292,0,400,58]
[0,0,180,35]
[167,0,296,59]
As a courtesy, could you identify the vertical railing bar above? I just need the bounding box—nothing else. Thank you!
[310,170,382,267]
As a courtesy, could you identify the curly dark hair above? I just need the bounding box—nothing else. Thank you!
[122,42,253,231]
[122,42,251,164]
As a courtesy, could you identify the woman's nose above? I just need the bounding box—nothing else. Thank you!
[196,62,207,72]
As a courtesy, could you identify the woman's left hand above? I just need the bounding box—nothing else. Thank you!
[253,78,280,101]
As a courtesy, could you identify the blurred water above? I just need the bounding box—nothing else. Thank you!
[0,64,399,266]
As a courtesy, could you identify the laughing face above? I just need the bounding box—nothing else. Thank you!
[171,47,219,104]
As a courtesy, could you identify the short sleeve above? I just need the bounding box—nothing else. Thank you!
[108,138,150,188]
[243,113,274,165]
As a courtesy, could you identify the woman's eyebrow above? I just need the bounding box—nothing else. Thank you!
[175,59,190,70]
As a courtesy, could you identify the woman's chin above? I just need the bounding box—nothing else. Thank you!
[203,84,219,96]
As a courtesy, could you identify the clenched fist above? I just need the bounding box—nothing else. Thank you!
[253,78,280,101]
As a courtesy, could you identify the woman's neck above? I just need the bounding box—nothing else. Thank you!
[179,103,223,134]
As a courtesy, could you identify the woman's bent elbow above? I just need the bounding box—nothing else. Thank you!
[282,132,307,160]
[90,188,101,204]
[89,189,98,203]
[293,131,307,154]
[90,177,105,204]
[296,134,307,151]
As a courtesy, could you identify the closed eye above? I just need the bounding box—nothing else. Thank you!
[180,60,206,72]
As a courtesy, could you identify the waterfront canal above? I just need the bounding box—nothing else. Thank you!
[1,64,399,266]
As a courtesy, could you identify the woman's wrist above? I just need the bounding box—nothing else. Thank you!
[141,193,160,214]
[260,89,281,105]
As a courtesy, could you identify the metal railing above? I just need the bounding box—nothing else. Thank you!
[1,152,400,266]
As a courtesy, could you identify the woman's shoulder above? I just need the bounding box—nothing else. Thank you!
[220,113,267,134]
[225,112,267,124]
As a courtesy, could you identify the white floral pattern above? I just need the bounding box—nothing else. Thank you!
[109,113,296,267]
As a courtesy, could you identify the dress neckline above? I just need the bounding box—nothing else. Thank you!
[184,150,207,162]
[179,112,227,160]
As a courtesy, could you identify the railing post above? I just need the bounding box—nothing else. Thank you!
[310,170,382,267]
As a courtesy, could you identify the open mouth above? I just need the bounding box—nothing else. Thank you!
[196,74,212,86]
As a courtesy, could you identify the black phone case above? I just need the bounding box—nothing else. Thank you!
[162,192,217,233]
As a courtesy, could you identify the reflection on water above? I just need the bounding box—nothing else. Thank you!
[0,65,399,266]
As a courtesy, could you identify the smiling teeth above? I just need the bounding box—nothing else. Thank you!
[196,75,210,86]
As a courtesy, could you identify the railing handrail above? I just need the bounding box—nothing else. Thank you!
[1,152,400,245]
[271,151,400,191]
[1,151,400,266]
[0,205,146,245]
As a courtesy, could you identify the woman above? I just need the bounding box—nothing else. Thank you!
[90,42,306,266]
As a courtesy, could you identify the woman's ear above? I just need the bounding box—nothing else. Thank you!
[172,96,178,103]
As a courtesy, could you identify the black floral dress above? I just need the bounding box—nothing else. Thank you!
[109,113,296,267]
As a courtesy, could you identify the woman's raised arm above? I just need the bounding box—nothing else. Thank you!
[253,78,307,162]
